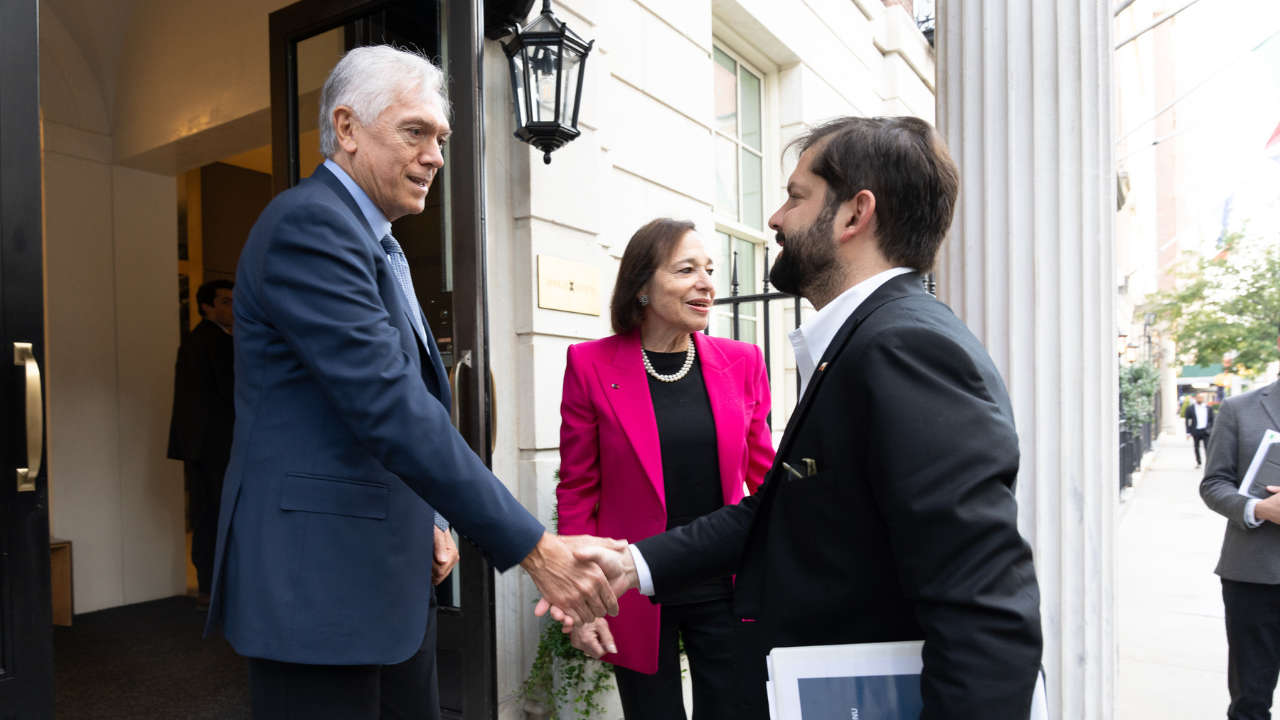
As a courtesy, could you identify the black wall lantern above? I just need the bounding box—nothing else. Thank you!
[497,0,594,164]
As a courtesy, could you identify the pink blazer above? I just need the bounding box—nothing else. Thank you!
[557,329,775,674]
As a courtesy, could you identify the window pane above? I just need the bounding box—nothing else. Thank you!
[741,149,763,231]
[735,238,758,303]
[715,136,739,219]
[740,68,762,151]
[713,47,737,136]
[715,231,732,337]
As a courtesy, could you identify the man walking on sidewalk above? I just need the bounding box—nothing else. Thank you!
[1186,392,1215,468]
[1201,326,1280,719]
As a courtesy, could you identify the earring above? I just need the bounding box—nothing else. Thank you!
[639,295,650,306]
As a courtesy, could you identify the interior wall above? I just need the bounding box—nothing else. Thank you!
[200,162,272,284]
[42,3,185,614]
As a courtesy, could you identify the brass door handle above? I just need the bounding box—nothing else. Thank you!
[446,350,497,454]
[449,350,472,429]
[14,342,42,492]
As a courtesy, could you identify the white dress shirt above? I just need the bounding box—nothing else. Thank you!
[627,266,916,596]
[1193,402,1209,430]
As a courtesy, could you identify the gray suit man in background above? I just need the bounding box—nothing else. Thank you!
[1201,326,1280,720]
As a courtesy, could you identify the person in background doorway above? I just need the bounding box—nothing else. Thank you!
[557,218,775,720]
[167,279,235,612]
[1186,391,1216,468]
[1201,324,1280,720]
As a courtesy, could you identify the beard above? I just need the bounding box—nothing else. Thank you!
[769,203,842,305]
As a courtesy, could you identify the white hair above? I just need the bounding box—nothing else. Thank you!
[318,45,450,158]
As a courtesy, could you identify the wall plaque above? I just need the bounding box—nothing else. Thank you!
[537,255,601,316]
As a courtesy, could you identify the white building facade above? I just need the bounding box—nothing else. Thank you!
[25,0,1124,716]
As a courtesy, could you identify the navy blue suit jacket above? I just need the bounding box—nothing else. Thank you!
[206,164,544,664]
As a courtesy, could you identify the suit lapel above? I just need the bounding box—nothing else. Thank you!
[694,333,745,501]
[311,164,451,408]
[1262,382,1280,430]
[596,332,666,505]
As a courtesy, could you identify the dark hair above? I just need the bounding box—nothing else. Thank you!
[196,279,235,317]
[610,218,697,334]
[787,116,959,273]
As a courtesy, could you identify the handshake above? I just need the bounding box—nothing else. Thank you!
[519,533,642,658]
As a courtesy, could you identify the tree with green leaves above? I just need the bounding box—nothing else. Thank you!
[1154,231,1280,377]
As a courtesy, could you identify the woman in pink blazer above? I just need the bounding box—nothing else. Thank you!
[557,218,775,720]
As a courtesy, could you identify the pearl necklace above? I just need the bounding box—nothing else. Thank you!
[642,335,696,382]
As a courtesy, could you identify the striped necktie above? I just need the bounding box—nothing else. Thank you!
[379,234,449,532]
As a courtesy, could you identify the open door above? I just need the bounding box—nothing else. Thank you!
[0,0,52,717]
[267,1,497,718]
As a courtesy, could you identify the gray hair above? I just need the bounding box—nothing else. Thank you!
[318,45,450,158]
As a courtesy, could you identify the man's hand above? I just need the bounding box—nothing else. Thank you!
[536,541,640,629]
[569,617,618,659]
[432,526,459,585]
[1255,487,1280,524]
[521,533,625,626]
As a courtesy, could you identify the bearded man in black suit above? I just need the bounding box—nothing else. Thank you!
[559,116,1044,720]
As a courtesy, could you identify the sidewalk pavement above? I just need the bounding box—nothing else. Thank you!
[1118,433,1280,718]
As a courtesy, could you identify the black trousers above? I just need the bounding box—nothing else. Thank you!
[1223,578,1280,720]
[1192,429,1211,465]
[613,597,734,720]
[248,588,438,720]
[186,460,226,595]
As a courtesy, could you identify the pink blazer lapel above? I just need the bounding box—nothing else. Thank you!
[595,331,666,505]
[693,333,746,503]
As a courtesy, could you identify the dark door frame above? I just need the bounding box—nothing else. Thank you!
[267,1,498,717]
[0,0,53,716]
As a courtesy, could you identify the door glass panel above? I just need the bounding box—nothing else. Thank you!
[715,135,738,219]
[289,1,458,608]
[295,28,345,179]
[713,47,737,136]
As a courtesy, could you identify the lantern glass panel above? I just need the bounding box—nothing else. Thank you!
[559,46,583,126]
[528,44,560,123]
[508,48,529,128]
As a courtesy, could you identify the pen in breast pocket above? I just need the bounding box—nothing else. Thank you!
[781,462,805,480]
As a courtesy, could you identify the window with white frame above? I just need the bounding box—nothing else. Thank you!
[713,45,764,231]
[712,43,766,344]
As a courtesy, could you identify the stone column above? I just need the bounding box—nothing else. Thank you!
[935,2,1116,718]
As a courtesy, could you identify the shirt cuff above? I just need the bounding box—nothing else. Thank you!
[1246,499,1264,528]
[628,544,655,596]
[434,512,449,532]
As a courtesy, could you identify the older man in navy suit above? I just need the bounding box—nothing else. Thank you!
[206,46,620,719]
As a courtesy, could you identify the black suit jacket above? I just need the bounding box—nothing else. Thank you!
[167,318,235,465]
[1185,403,1215,435]
[635,272,1042,720]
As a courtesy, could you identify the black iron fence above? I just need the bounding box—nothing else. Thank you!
[1119,389,1160,490]
[705,247,802,399]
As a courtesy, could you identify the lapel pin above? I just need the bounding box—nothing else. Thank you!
[611,383,619,389]
[818,362,828,372]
